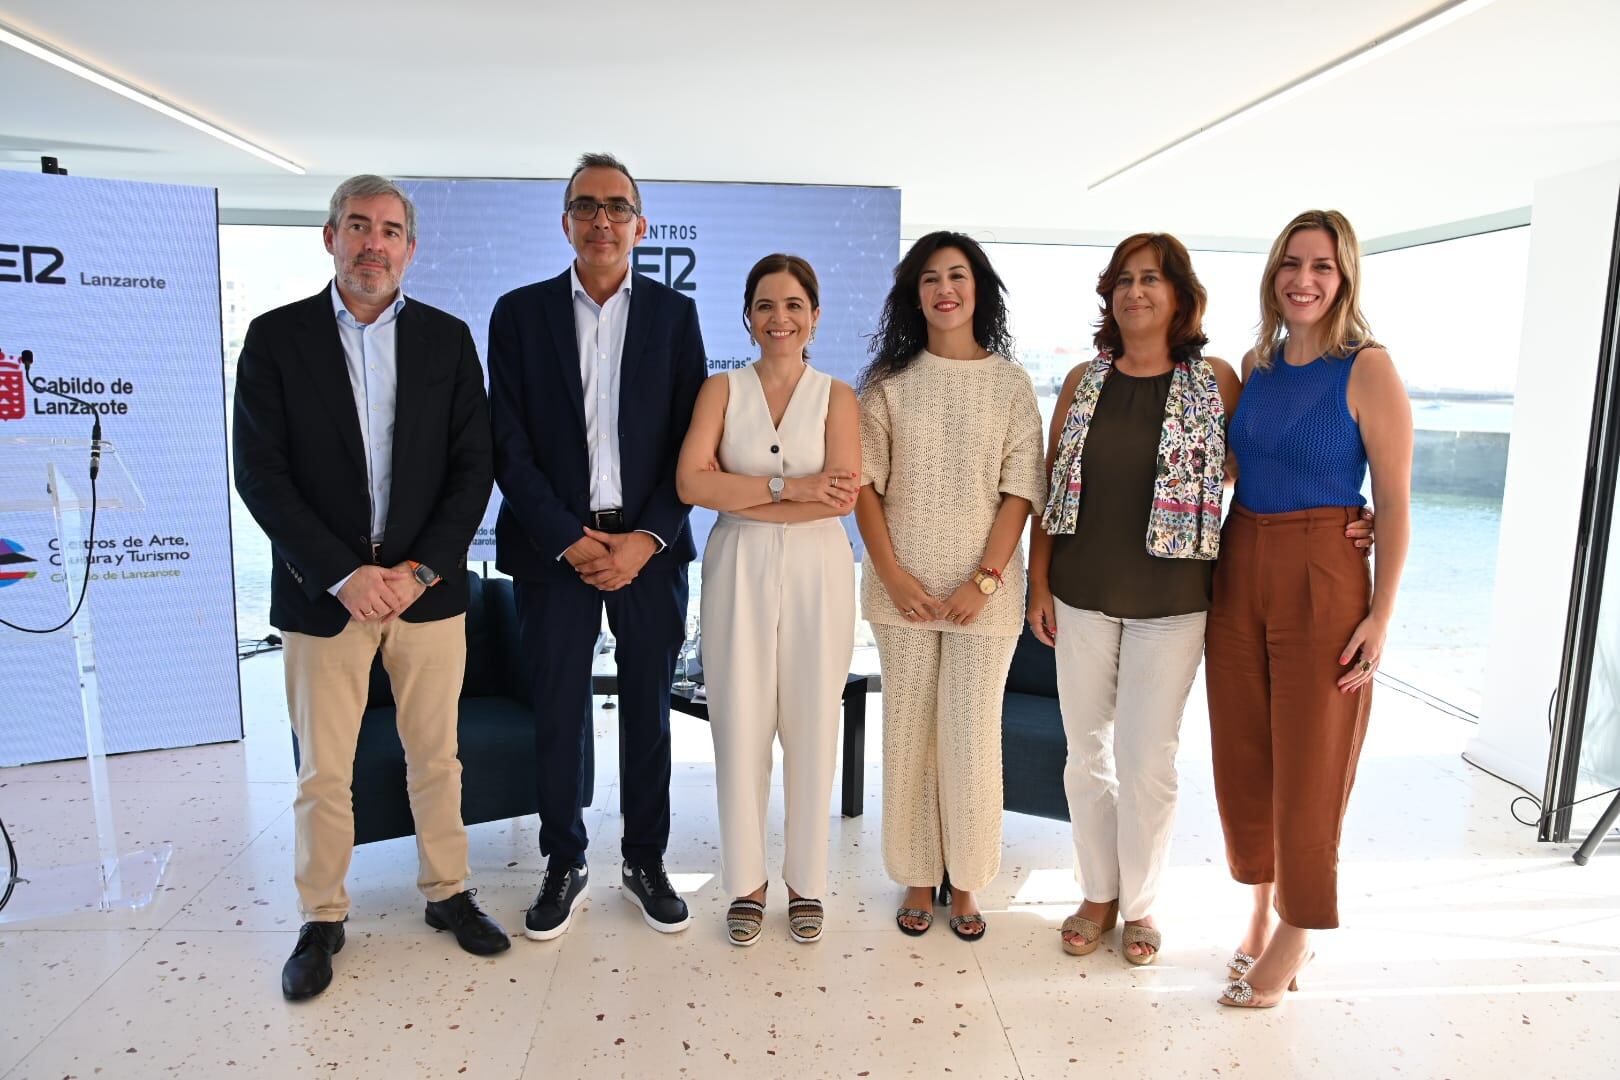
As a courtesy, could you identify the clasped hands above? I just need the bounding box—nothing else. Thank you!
[565,528,657,592]
[886,570,989,626]
[337,562,425,623]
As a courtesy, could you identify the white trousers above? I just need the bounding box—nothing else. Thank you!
[1053,598,1206,920]
[701,517,855,898]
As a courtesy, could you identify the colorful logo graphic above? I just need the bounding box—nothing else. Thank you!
[0,348,26,420]
[0,538,38,587]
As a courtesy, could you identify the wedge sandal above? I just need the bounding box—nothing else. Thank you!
[726,898,765,947]
[787,897,824,943]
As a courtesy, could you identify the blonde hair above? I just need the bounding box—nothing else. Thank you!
[1253,209,1378,370]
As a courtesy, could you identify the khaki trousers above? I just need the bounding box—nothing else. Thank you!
[284,614,469,921]
[872,623,1018,894]
[1204,505,1372,930]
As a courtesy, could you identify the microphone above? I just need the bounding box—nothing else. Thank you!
[19,349,103,478]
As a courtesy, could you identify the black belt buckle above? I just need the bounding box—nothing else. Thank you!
[591,509,625,532]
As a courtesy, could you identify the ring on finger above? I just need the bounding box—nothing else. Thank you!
[1359,658,1373,673]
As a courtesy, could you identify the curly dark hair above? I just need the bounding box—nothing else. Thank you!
[1093,233,1208,364]
[858,231,1016,392]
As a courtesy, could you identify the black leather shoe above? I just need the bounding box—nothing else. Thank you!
[525,859,589,941]
[425,888,511,956]
[281,920,345,1001]
[621,860,691,933]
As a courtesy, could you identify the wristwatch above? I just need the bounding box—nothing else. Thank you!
[407,560,441,588]
[972,566,1003,595]
[768,476,785,503]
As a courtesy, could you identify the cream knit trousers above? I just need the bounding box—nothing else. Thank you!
[872,623,1018,894]
[702,517,855,899]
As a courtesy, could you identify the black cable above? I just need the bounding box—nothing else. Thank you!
[1460,750,1620,831]
[0,461,96,634]
[0,813,19,913]
[1,355,103,634]
[237,633,282,660]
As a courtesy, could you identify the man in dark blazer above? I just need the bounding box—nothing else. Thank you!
[234,175,508,1001]
[488,153,707,939]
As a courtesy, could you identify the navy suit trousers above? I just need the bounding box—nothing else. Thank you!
[514,559,688,866]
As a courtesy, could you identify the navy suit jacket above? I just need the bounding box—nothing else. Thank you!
[233,288,493,636]
[488,268,707,580]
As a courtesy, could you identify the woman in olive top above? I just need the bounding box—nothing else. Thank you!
[1027,234,1238,965]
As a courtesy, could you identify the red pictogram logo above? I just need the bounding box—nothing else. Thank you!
[0,347,26,420]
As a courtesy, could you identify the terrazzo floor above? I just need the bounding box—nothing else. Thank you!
[1,651,1617,1078]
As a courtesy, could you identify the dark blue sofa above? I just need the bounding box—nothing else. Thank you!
[291,572,592,845]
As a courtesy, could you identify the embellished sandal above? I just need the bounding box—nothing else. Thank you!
[948,913,986,941]
[1122,922,1162,966]
[788,897,824,943]
[726,898,766,947]
[1226,950,1256,981]
[1060,901,1118,957]
[895,905,932,936]
[1218,951,1313,1009]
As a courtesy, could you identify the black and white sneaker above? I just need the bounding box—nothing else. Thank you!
[524,859,588,941]
[621,860,691,933]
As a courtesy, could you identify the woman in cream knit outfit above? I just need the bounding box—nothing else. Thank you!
[855,232,1045,940]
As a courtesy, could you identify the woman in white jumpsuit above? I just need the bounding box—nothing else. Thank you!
[675,254,861,945]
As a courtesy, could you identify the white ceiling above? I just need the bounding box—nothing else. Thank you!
[1,0,1616,247]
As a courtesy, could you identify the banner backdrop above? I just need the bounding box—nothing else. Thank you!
[0,171,240,766]
[396,179,901,560]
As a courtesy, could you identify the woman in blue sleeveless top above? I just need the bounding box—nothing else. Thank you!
[1205,210,1413,1009]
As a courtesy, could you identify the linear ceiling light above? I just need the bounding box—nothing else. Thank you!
[1088,0,1502,193]
[0,19,305,175]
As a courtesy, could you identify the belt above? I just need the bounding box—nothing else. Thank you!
[590,509,625,532]
[369,542,382,564]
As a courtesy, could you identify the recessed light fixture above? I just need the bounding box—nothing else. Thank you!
[0,18,305,175]
[1088,0,1501,193]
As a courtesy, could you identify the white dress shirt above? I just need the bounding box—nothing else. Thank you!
[571,263,632,512]
[327,279,405,595]
[565,264,663,557]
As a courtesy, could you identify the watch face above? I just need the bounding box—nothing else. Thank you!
[977,574,997,595]
[414,564,437,586]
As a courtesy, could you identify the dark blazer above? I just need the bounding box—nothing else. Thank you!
[233,287,494,637]
[487,269,707,580]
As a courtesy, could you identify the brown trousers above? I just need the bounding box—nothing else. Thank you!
[1205,505,1372,930]
[284,614,469,922]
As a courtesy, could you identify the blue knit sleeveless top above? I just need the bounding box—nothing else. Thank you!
[1230,348,1367,514]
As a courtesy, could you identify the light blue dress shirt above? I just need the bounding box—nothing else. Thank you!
[327,279,405,595]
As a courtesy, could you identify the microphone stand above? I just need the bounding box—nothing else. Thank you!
[0,350,103,634]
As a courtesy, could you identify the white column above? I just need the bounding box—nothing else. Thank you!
[1469,159,1620,790]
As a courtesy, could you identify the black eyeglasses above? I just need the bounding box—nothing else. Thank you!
[566,197,639,224]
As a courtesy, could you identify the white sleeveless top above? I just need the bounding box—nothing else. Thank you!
[718,363,830,488]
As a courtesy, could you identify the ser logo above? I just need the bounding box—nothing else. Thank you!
[0,538,39,588]
[632,246,696,293]
[0,243,66,285]
[0,349,26,420]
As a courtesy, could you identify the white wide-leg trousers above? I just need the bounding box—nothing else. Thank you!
[701,517,855,898]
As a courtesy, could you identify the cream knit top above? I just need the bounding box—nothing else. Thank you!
[859,351,1046,637]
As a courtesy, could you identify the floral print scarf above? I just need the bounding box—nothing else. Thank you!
[1040,350,1226,559]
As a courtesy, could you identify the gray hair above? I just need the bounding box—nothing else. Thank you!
[327,175,417,244]
[565,152,642,213]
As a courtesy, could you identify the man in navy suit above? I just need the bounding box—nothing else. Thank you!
[488,153,707,938]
